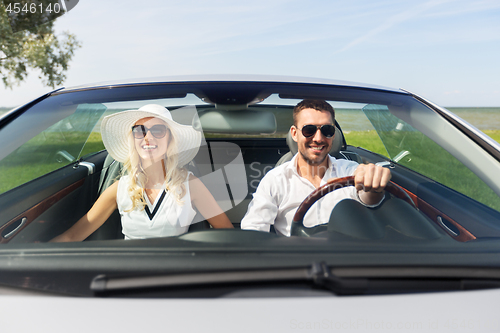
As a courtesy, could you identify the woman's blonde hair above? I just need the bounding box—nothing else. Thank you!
[122,120,188,211]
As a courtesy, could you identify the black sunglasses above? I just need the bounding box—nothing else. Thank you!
[131,124,169,139]
[300,124,336,138]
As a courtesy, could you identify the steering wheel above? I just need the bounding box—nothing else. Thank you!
[290,176,416,237]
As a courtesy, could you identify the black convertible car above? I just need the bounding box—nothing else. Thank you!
[1,76,500,322]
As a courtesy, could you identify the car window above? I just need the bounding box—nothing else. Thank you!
[0,104,106,194]
[335,106,389,157]
[362,104,500,212]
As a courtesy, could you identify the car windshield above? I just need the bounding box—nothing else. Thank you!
[1,80,500,296]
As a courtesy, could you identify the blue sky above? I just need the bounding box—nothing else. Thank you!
[1,0,500,107]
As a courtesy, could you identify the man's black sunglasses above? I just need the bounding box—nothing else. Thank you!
[131,124,169,139]
[300,124,336,138]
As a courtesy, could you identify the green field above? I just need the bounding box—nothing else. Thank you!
[483,130,500,143]
[0,132,105,194]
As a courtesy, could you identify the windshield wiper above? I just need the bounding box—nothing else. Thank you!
[90,262,500,297]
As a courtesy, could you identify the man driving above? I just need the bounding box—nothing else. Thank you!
[241,99,391,236]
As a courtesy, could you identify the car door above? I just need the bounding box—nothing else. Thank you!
[356,103,500,240]
[0,97,107,244]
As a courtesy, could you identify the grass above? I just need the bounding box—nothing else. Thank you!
[80,132,105,157]
[344,131,389,157]
[483,130,500,144]
[0,132,105,194]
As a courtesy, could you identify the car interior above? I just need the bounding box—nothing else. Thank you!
[2,82,500,247]
[85,118,359,241]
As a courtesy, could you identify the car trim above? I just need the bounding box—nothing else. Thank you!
[2,217,27,239]
[55,75,404,94]
[400,187,476,242]
[0,179,84,243]
[0,87,65,129]
[75,162,95,175]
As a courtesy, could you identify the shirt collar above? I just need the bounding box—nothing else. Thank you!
[288,153,336,179]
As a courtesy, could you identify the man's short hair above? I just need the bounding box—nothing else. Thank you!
[293,100,335,126]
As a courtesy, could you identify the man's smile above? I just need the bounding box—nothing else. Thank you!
[308,145,326,153]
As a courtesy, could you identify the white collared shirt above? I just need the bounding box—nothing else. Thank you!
[241,154,360,236]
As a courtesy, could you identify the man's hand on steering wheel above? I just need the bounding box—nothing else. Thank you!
[291,172,414,237]
[351,163,392,206]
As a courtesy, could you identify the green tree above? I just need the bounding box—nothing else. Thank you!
[0,1,81,88]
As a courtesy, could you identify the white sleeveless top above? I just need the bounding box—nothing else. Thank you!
[116,174,196,240]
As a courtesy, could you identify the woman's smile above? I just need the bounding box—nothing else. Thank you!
[141,144,158,150]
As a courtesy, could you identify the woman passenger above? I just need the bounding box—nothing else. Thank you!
[52,104,233,242]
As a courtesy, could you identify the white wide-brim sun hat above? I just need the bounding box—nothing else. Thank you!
[101,104,202,167]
